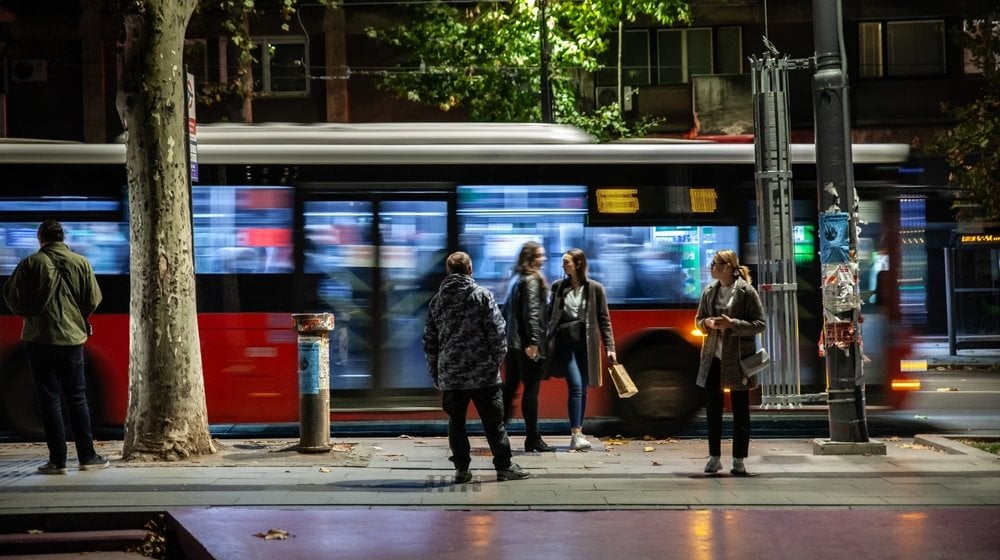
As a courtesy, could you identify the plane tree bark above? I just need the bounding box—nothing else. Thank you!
[115,0,215,461]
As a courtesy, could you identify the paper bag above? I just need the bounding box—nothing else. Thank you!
[609,363,638,399]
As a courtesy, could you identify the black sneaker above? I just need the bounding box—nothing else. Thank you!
[454,469,473,484]
[496,464,530,481]
[37,462,67,475]
[79,454,110,471]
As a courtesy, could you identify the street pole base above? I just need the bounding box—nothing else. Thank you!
[812,438,887,456]
[295,444,332,454]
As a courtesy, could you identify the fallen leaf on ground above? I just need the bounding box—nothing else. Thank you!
[643,446,655,452]
[318,467,331,473]
[398,434,413,439]
[254,529,292,540]
[651,460,662,466]
[330,444,354,452]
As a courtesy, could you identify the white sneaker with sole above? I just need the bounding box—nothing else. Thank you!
[569,434,592,451]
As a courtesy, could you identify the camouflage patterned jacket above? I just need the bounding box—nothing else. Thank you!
[423,273,507,390]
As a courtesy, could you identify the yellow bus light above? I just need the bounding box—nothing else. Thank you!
[899,359,927,372]
[890,379,921,392]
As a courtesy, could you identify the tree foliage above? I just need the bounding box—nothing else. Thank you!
[929,15,1000,222]
[366,0,690,140]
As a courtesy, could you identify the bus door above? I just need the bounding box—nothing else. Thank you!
[301,191,452,406]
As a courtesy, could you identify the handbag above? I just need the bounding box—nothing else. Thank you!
[740,348,770,377]
[608,362,638,399]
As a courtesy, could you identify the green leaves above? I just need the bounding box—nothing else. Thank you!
[928,17,1000,221]
[366,0,690,140]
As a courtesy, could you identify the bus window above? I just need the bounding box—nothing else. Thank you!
[457,185,737,306]
[0,194,128,275]
[192,185,293,274]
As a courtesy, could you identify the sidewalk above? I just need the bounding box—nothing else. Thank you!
[1,433,997,515]
[1,434,998,559]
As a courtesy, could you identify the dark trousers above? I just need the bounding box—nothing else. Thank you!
[443,385,513,471]
[705,358,750,458]
[502,351,543,439]
[24,342,98,466]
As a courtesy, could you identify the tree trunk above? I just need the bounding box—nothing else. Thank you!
[116,0,215,461]
[325,2,349,122]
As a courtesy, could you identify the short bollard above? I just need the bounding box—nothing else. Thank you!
[291,313,335,453]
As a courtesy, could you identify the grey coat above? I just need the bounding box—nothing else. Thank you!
[548,278,615,387]
[695,278,765,390]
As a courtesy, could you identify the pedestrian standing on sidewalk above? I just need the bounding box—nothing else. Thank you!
[547,248,616,451]
[501,241,554,452]
[695,249,765,476]
[424,251,530,483]
[2,219,109,474]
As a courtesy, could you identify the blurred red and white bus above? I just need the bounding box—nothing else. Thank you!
[0,123,914,437]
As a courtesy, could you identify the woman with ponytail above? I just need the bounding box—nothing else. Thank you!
[695,249,765,475]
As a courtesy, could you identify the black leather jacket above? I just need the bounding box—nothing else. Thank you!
[503,273,548,356]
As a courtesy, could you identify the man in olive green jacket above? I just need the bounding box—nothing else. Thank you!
[2,219,108,474]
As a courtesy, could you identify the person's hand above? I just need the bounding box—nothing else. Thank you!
[607,350,617,364]
[525,345,540,360]
[714,314,733,330]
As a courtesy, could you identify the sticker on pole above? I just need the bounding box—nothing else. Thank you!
[298,338,322,394]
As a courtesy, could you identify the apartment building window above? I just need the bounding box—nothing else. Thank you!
[657,28,712,84]
[250,37,309,96]
[859,20,946,78]
[596,30,651,87]
[716,27,743,75]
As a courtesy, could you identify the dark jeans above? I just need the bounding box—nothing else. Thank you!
[24,342,98,466]
[442,385,513,471]
[502,351,543,439]
[705,358,750,458]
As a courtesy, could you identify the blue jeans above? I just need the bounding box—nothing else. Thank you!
[552,335,588,430]
[24,342,99,466]
[442,385,513,471]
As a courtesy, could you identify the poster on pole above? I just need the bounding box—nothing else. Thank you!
[186,72,199,183]
[819,212,849,264]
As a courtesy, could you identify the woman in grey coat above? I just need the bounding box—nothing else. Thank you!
[695,249,765,475]
[548,249,616,451]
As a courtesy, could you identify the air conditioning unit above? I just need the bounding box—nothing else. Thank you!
[11,59,48,83]
[595,86,633,111]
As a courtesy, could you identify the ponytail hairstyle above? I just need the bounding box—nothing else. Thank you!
[715,249,752,286]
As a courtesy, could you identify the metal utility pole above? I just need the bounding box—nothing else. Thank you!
[750,42,811,409]
[539,0,553,123]
[812,0,881,450]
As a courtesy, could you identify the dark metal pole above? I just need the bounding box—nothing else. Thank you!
[539,0,552,123]
[813,0,870,443]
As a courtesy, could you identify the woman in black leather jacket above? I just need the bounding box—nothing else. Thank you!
[502,241,554,452]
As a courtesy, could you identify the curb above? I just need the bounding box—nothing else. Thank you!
[914,434,1000,461]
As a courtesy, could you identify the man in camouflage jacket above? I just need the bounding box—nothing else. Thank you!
[423,251,529,483]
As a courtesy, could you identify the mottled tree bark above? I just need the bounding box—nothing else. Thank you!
[116,0,215,461]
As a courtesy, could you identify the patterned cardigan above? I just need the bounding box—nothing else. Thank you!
[695,278,766,390]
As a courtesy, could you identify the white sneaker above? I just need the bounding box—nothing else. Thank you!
[704,456,722,473]
[730,457,748,476]
[569,434,592,451]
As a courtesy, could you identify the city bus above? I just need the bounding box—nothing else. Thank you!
[0,123,914,437]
